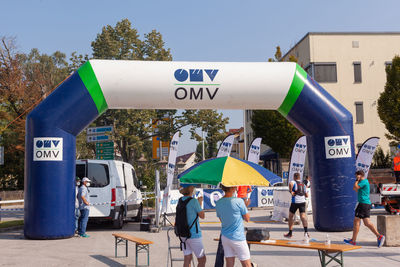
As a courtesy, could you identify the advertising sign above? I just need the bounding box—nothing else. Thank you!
[271,189,291,221]
[257,187,275,207]
[324,135,352,159]
[216,134,235,158]
[247,137,262,163]
[33,137,63,161]
[355,137,379,178]
[161,132,180,214]
[288,136,307,182]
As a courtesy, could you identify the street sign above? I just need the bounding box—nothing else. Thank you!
[96,141,114,148]
[96,148,114,155]
[87,126,113,135]
[96,155,114,160]
[87,135,112,143]
[0,146,4,165]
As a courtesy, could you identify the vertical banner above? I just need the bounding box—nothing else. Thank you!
[155,170,161,227]
[355,137,380,179]
[288,136,307,183]
[161,132,180,214]
[216,134,235,158]
[247,137,262,163]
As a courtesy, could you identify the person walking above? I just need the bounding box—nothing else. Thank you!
[216,185,252,267]
[284,172,309,238]
[177,185,206,267]
[77,177,91,238]
[393,151,400,183]
[344,170,385,247]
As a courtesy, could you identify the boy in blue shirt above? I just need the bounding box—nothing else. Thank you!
[344,170,385,247]
[216,185,251,267]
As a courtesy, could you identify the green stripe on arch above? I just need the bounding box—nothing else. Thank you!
[278,64,307,117]
[78,61,108,115]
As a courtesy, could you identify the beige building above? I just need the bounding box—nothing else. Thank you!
[246,32,400,154]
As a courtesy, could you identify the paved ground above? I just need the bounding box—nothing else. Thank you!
[0,208,400,266]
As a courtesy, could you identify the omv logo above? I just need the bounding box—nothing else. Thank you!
[174,69,219,82]
[324,135,352,159]
[33,137,63,161]
[173,68,220,101]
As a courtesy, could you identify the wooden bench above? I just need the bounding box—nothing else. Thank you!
[113,233,154,267]
[214,238,361,267]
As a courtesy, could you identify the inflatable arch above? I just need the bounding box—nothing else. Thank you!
[25,60,356,239]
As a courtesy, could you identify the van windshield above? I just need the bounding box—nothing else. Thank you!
[87,163,110,187]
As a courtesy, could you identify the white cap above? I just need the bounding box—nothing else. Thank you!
[82,177,91,183]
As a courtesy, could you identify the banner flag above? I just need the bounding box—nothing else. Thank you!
[161,131,180,214]
[288,136,307,183]
[355,137,380,179]
[216,134,235,158]
[247,137,262,163]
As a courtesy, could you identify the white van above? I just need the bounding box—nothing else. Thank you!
[76,159,143,228]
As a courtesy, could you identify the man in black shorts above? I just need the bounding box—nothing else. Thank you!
[284,173,309,238]
[344,170,385,247]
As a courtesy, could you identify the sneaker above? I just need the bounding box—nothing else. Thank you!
[304,232,310,238]
[344,238,356,245]
[284,232,292,238]
[251,262,258,267]
[80,234,90,238]
[377,235,385,248]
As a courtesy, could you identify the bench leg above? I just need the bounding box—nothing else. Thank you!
[114,237,128,258]
[318,250,343,267]
[135,244,150,267]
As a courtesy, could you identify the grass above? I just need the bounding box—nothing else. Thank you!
[0,220,24,229]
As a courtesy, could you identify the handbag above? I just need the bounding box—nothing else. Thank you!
[245,227,270,242]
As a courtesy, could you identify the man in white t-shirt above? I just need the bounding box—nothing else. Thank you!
[284,173,309,238]
[77,177,91,238]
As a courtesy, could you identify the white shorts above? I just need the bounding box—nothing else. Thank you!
[183,237,205,258]
[221,235,250,261]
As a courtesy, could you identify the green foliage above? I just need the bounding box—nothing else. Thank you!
[371,146,392,169]
[377,55,400,145]
[195,140,209,162]
[251,110,302,158]
[184,110,228,158]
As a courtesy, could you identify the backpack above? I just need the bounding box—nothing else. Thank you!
[294,180,305,196]
[174,197,199,250]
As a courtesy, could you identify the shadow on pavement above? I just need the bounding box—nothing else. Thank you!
[90,255,126,266]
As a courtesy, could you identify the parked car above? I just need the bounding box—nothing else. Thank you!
[76,159,143,228]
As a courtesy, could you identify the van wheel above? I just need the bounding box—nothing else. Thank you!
[113,208,124,229]
[135,203,143,222]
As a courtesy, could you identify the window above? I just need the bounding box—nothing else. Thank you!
[87,163,110,187]
[307,63,337,83]
[353,62,362,83]
[76,164,86,180]
[132,169,139,188]
[355,102,364,124]
[357,143,362,153]
[352,41,359,48]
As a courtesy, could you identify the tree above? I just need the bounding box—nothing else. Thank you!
[184,110,229,158]
[0,37,70,189]
[90,19,173,167]
[377,55,400,145]
[251,110,302,158]
[252,46,302,158]
[371,146,391,169]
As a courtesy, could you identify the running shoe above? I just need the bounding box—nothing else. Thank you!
[80,234,90,238]
[377,235,385,248]
[284,232,292,238]
[304,232,310,238]
[343,238,356,245]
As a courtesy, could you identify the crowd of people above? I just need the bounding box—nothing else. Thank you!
[176,170,385,267]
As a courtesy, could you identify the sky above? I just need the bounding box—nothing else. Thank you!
[2,0,400,155]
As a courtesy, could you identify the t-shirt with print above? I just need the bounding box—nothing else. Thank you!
[78,186,90,210]
[216,197,248,241]
[357,179,371,204]
[181,196,202,239]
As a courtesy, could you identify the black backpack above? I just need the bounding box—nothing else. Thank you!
[294,180,305,196]
[174,197,199,250]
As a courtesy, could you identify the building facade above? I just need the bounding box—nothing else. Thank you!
[246,32,400,154]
